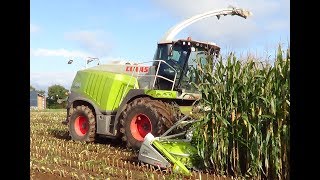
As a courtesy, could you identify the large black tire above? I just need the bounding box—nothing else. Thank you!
[119,97,178,150]
[68,105,96,142]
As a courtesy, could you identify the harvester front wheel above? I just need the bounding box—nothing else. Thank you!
[120,97,176,150]
[68,105,96,142]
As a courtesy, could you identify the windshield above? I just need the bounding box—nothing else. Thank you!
[181,47,214,93]
[188,47,212,67]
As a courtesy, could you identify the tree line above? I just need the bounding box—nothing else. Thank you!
[30,84,69,109]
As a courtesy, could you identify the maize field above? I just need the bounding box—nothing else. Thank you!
[190,45,290,179]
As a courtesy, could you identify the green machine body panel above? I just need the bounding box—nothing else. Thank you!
[70,69,138,112]
[144,89,178,99]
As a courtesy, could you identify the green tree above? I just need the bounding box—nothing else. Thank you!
[30,84,46,95]
[37,90,46,95]
[30,85,36,91]
[47,84,69,109]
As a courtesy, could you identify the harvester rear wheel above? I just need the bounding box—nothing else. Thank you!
[68,105,96,142]
[119,97,178,150]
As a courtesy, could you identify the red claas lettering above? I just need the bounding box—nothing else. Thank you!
[125,66,149,73]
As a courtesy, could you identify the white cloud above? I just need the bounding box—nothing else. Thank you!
[154,0,288,20]
[65,30,113,57]
[100,56,142,63]
[153,0,289,50]
[30,48,91,58]
[30,23,40,33]
[30,56,153,92]
[265,19,290,31]
[30,72,77,91]
[30,56,136,92]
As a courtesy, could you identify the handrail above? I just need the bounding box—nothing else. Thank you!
[118,60,178,106]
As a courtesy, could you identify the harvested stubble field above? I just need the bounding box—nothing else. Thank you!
[30,111,231,180]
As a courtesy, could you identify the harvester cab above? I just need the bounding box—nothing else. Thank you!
[151,38,220,93]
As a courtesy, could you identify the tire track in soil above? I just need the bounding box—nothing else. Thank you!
[30,111,231,180]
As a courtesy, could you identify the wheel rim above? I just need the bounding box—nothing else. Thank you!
[130,113,152,141]
[74,116,89,136]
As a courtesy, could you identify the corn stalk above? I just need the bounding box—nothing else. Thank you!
[190,45,290,179]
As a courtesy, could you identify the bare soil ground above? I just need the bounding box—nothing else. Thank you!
[30,111,232,180]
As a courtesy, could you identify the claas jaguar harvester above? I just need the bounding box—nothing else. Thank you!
[62,6,251,175]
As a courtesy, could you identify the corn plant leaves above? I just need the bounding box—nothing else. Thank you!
[190,45,290,179]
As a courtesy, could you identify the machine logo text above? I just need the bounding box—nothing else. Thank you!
[125,66,149,73]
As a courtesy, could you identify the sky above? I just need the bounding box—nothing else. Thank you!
[30,0,290,92]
